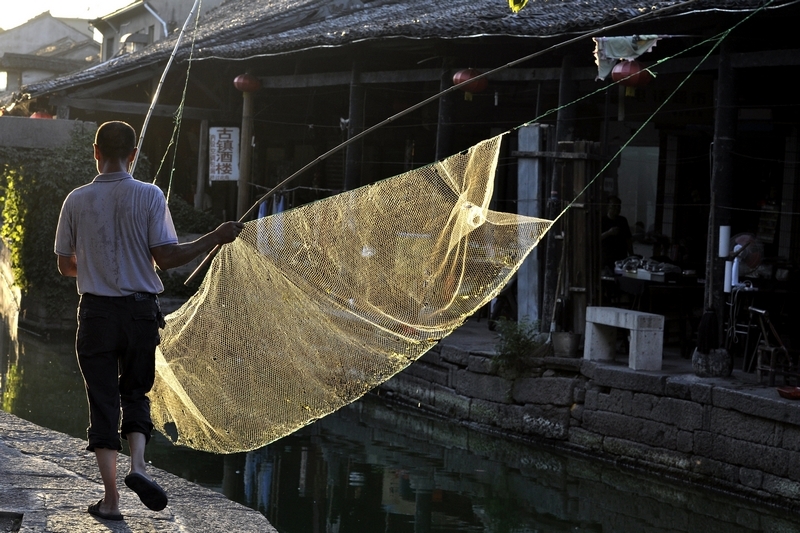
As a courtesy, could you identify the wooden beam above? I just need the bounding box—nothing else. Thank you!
[256,67,584,89]
[610,48,800,76]
[253,46,800,91]
[48,96,222,121]
[360,69,443,84]
[259,71,351,88]
[492,67,594,81]
[261,47,800,89]
[69,67,160,98]
[189,76,224,107]
[513,150,605,161]
[731,48,800,68]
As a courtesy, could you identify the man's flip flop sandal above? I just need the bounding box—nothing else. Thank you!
[124,472,168,511]
[87,499,124,521]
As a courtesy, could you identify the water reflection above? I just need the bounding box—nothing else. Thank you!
[3,322,800,532]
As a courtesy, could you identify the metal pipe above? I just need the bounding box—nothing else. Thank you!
[143,1,169,40]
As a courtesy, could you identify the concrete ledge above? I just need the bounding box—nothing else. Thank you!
[0,410,275,533]
[584,306,664,370]
[591,364,668,395]
[0,117,95,149]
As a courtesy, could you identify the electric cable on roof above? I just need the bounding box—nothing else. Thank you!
[152,1,203,201]
[140,0,777,453]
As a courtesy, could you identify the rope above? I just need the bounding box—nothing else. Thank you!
[546,0,776,225]
[131,0,202,176]
[151,2,203,202]
[154,0,774,283]
[237,0,705,224]
[183,0,707,283]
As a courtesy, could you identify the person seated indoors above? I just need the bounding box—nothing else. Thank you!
[651,238,673,264]
[601,195,633,274]
[632,221,647,243]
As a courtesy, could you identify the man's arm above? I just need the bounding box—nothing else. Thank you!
[57,254,77,277]
[150,221,244,271]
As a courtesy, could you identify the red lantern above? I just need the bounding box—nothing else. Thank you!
[30,111,54,119]
[234,73,262,93]
[453,68,488,94]
[611,60,652,88]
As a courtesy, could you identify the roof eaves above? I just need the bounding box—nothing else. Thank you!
[12,0,794,99]
[91,1,147,24]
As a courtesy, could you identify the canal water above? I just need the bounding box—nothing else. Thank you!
[3,322,800,532]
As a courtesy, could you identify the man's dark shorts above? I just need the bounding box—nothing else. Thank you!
[76,292,161,451]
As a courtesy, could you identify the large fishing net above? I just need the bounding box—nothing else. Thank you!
[150,133,552,453]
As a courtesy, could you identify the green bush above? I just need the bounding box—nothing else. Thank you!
[167,193,221,234]
[494,317,545,374]
[159,195,222,298]
[0,127,97,316]
[0,126,213,320]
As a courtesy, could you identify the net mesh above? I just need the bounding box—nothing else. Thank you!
[150,133,552,453]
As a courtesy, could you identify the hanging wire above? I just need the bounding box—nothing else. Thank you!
[236,0,706,224]
[151,2,203,202]
[182,0,710,283]
[546,0,777,226]
[181,0,776,283]
[130,0,202,175]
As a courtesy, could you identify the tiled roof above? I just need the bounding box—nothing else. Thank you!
[7,0,787,98]
[32,37,98,58]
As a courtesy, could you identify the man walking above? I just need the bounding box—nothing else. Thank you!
[54,121,243,520]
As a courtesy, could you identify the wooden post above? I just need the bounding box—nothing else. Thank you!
[344,63,364,191]
[233,73,261,220]
[237,91,255,219]
[517,124,546,323]
[778,131,798,260]
[435,61,454,162]
[542,55,577,333]
[195,119,208,210]
[708,39,736,340]
[570,141,588,335]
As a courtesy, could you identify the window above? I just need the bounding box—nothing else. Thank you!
[120,33,149,55]
[104,37,115,61]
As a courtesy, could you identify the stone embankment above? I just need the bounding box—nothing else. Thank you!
[0,410,275,532]
[378,330,800,513]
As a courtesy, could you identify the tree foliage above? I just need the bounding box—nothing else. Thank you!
[0,126,214,323]
[0,128,96,316]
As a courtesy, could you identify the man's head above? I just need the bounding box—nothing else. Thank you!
[95,121,137,161]
[606,195,622,218]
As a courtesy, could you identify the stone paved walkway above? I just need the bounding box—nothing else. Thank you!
[0,316,499,533]
[0,410,275,532]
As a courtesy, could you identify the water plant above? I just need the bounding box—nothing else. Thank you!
[493,316,546,373]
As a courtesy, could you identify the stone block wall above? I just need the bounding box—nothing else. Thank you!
[0,116,94,149]
[381,343,584,444]
[335,391,800,532]
[378,341,800,511]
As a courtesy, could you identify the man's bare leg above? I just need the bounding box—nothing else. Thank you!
[125,431,168,511]
[94,448,120,514]
[126,432,150,478]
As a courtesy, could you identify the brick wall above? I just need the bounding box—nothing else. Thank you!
[378,342,800,511]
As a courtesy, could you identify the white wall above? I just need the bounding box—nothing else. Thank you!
[617,146,659,236]
[150,0,228,26]
[0,15,92,55]
[0,116,95,149]
[98,0,227,60]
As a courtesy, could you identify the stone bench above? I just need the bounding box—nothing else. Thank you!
[584,306,665,370]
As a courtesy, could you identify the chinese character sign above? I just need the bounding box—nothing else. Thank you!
[209,127,240,181]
